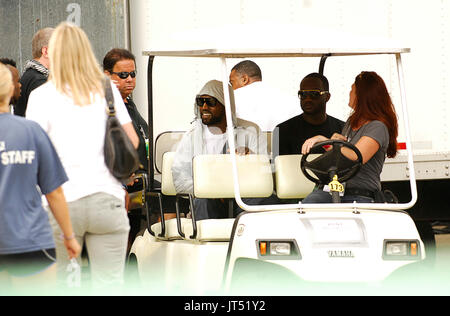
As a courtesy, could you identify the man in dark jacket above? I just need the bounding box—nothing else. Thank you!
[103,48,149,172]
[103,48,187,250]
[15,27,54,117]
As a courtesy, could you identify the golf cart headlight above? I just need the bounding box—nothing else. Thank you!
[270,242,291,256]
[383,240,420,260]
[257,240,301,260]
[385,242,408,256]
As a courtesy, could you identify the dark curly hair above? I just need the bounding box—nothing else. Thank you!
[0,58,17,68]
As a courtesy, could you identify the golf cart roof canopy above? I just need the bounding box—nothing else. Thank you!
[143,23,409,58]
[143,47,410,58]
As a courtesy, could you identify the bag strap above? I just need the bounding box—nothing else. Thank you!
[104,77,116,117]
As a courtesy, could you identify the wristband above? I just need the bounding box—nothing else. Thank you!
[62,233,75,240]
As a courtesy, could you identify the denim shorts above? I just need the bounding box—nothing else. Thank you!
[0,248,56,277]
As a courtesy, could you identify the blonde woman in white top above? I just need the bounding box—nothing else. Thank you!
[27,22,138,291]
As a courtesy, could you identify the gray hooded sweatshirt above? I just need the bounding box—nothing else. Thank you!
[171,80,267,194]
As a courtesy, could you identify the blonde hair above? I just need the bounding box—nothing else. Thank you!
[0,63,13,106]
[48,22,105,106]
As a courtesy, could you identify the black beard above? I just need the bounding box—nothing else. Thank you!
[202,115,222,126]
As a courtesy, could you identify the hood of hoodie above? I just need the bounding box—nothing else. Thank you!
[23,59,49,77]
[193,80,237,126]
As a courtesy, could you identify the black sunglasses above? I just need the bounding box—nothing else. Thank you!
[111,71,137,79]
[196,97,218,107]
[298,90,328,99]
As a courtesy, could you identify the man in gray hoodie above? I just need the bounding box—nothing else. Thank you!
[171,80,268,220]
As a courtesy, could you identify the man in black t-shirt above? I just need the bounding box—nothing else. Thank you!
[273,73,345,158]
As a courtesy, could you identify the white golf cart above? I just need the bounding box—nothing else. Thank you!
[128,43,426,295]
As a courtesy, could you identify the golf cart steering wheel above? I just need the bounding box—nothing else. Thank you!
[301,139,363,185]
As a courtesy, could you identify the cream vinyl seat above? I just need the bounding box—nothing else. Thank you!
[274,154,318,199]
[187,154,274,241]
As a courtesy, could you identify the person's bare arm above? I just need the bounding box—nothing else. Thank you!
[341,136,380,164]
[301,135,329,154]
[301,134,379,164]
[45,187,81,259]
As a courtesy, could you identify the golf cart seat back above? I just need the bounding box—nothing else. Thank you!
[182,218,236,241]
[154,131,185,174]
[192,154,274,198]
[154,151,239,241]
[274,154,318,199]
[161,151,177,196]
[154,131,273,174]
[188,154,273,242]
[150,151,190,240]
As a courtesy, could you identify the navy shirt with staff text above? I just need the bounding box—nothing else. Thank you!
[0,113,68,254]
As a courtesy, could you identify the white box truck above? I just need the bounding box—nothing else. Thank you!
[124,0,450,295]
[128,0,450,233]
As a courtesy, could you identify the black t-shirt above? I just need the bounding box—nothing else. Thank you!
[273,114,345,157]
[125,98,149,171]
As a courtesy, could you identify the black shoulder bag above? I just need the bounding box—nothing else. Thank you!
[103,78,140,184]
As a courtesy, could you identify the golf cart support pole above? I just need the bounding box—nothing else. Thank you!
[319,54,331,75]
[146,54,165,237]
[395,52,417,207]
[146,55,155,191]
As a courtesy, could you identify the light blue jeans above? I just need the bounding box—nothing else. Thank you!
[302,188,375,204]
[48,192,130,290]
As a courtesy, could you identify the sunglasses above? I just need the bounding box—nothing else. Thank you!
[196,97,218,107]
[298,90,328,99]
[111,71,137,79]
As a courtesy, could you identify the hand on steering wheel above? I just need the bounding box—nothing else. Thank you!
[301,139,363,185]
